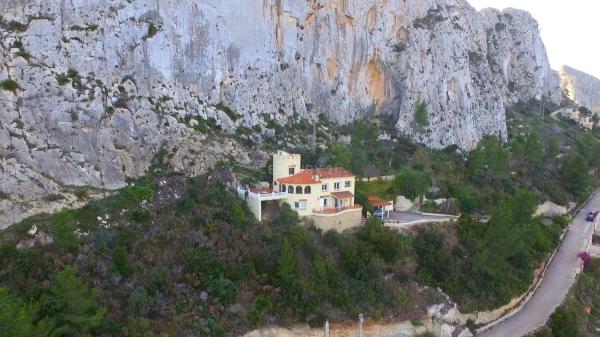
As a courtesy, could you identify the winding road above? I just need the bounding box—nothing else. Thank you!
[478,192,598,337]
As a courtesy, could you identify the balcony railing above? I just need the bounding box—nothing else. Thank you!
[313,204,362,214]
[237,187,288,201]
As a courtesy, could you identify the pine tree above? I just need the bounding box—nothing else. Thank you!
[276,238,296,288]
[42,266,106,337]
[0,287,49,337]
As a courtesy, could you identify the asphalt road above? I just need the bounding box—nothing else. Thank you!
[478,192,598,337]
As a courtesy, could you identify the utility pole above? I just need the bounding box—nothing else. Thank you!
[539,91,543,120]
[357,313,364,337]
[324,320,330,337]
[312,107,317,153]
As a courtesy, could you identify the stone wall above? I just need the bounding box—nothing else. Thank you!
[310,208,363,232]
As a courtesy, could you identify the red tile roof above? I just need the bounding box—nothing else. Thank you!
[332,191,354,199]
[277,167,354,185]
[306,167,354,179]
[250,187,273,194]
[277,170,320,184]
[368,196,393,207]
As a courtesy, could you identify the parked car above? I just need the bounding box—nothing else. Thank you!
[373,208,384,218]
[586,210,599,222]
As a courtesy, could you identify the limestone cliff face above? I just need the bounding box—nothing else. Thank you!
[559,66,600,112]
[0,0,561,228]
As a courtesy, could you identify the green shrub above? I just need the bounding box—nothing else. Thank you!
[146,266,169,293]
[15,48,31,60]
[57,73,70,85]
[0,79,20,93]
[215,102,240,121]
[147,23,158,38]
[121,318,155,337]
[389,168,431,200]
[41,266,106,335]
[0,287,49,336]
[548,306,578,337]
[70,24,98,32]
[51,209,80,253]
[75,190,88,199]
[202,318,225,337]
[67,68,79,79]
[414,101,429,126]
[127,287,153,317]
[207,276,237,304]
[127,185,154,201]
[411,319,423,327]
[113,245,134,278]
[357,217,407,263]
[184,247,223,279]
[129,209,149,223]
[248,295,271,326]
[560,151,590,199]
[1,19,28,32]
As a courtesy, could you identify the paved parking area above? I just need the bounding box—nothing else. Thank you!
[383,211,458,229]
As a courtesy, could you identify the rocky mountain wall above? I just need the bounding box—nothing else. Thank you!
[0,0,562,228]
[560,65,600,112]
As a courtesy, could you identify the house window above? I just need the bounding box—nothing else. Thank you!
[289,167,295,175]
[321,184,328,192]
[288,185,294,194]
[334,182,340,190]
[295,186,303,194]
[280,184,286,192]
[295,200,307,210]
[323,198,329,207]
[345,180,351,188]
[304,186,311,194]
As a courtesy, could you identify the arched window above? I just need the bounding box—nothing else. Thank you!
[304,186,311,194]
[296,186,303,194]
[280,184,286,192]
[288,185,294,194]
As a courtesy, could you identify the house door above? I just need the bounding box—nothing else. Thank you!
[335,198,339,208]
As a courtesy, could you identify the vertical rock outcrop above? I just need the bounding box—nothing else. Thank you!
[0,0,562,227]
[559,65,600,112]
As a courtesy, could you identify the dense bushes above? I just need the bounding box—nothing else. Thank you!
[0,265,106,337]
[0,174,425,336]
[414,190,568,310]
[389,168,431,200]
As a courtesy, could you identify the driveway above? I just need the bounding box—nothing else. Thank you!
[383,211,457,229]
[478,193,598,337]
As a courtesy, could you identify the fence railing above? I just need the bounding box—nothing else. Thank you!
[237,187,288,201]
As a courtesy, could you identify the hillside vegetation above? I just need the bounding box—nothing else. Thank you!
[0,170,437,336]
[1,100,600,335]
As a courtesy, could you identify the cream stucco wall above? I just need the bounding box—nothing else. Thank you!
[272,151,359,224]
[280,176,356,215]
[280,183,320,216]
[273,151,301,182]
[316,177,355,209]
[311,207,363,232]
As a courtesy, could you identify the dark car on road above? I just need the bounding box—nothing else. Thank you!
[586,210,599,222]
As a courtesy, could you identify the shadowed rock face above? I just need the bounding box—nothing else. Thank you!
[560,66,600,113]
[0,0,560,227]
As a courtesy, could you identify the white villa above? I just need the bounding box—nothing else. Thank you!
[238,151,363,231]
